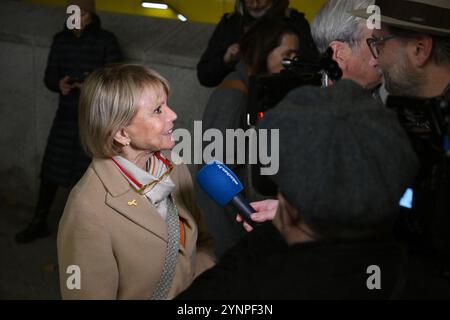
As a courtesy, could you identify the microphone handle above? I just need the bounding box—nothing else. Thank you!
[230,193,258,227]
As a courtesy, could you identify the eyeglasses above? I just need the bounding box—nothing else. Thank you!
[366,35,397,59]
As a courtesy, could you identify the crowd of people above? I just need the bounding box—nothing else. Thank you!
[15,0,450,299]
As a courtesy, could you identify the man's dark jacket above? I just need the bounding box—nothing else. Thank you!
[177,223,450,299]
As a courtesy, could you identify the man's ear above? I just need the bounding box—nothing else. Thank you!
[277,193,300,227]
[276,193,316,243]
[113,128,129,146]
[329,41,350,71]
[408,34,433,68]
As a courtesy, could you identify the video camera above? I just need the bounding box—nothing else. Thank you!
[247,47,342,126]
[248,48,342,196]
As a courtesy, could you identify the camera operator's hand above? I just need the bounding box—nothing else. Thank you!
[236,199,279,232]
[59,75,72,96]
[223,43,240,65]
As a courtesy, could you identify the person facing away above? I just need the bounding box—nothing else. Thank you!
[15,0,122,244]
[197,0,317,87]
[57,64,215,299]
[178,80,450,299]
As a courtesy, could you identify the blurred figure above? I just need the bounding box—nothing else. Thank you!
[58,64,215,299]
[197,0,317,87]
[178,81,450,299]
[311,0,381,89]
[198,18,320,258]
[15,0,122,243]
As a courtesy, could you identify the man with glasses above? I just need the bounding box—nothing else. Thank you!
[311,0,382,89]
[366,35,397,59]
[353,0,450,271]
[356,0,450,98]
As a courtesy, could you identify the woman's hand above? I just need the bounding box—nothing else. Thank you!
[236,199,279,232]
[223,43,240,65]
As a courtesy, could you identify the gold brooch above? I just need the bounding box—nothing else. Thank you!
[128,199,138,206]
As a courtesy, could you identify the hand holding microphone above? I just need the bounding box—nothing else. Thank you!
[236,199,279,232]
[197,161,258,228]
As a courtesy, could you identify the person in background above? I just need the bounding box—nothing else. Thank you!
[15,0,122,243]
[311,0,381,89]
[198,18,316,258]
[352,0,450,272]
[58,64,215,299]
[197,0,317,87]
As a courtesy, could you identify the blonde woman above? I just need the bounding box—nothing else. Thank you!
[57,64,215,299]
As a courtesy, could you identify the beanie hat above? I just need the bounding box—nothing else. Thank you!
[258,80,419,238]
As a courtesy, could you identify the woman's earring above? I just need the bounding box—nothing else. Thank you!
[125,141,130,147]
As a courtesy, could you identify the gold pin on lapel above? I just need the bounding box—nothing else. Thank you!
[128,199,138,206]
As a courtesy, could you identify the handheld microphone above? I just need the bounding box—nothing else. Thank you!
[197,161,257,227]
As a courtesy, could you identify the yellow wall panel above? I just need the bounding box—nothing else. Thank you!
[26,0,327,24]
[291,0,327,21]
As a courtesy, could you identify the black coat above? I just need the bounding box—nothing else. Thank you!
[392,84,450,267]
[41,15,122,187]
[177,223,450,299]
[197,9,317,87]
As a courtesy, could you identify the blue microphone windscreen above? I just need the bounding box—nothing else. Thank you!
[196,161,244,206]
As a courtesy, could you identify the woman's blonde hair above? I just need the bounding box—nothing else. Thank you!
[79,64,170,158]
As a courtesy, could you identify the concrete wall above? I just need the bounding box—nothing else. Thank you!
[0,0,215,208]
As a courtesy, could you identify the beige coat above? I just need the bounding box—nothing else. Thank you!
[57,157,215,299]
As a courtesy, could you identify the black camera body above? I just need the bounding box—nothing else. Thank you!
[247,48,342,126]
[248,48,342,196]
